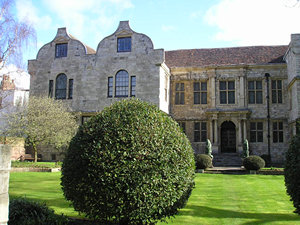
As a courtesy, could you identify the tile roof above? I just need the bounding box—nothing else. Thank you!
[165,45,288,68]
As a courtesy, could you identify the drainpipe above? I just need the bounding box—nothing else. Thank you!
[265,73,271,164]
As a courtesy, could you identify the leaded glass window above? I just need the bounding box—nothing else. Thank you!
[68,79,73,99]
[55,74,67,99]
[175,83,184,105]
[55,43,67,58]
[273,121,283,143]
[131,76,136,97]
[272,80,283,104]
[250,122,263,142]
[220,81,235,104]
[108,77,113,97]
[194,122,207,142]
[115,70,129,97]
[117,37,131,52]
[248,81,262,104]
[194,82,207,104]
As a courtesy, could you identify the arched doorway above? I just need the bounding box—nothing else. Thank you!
[221,121,236,153]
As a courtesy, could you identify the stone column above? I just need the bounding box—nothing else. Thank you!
[243,120,247,140]
[214,119,218,144]
[239,120,243,144]
[210,76,216,107]
[210,120,214,143]
[0,145,11,225]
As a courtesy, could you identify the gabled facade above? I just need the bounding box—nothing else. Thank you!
[29,21,300,164]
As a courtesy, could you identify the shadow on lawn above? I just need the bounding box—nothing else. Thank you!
[180,205,300,224]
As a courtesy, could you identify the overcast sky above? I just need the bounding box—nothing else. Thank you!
[12,0,300,63]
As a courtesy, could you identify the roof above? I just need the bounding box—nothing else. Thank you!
[165,45,288,68]
[68,34,96,54]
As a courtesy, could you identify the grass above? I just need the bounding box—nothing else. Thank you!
[11,161,62,168]
[9,173,300,224]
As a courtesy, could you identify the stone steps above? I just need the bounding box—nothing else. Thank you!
[213,153,243,167]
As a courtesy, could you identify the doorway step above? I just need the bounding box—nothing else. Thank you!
[213,153,242,167]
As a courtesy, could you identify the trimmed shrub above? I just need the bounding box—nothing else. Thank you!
[61,99,195,225]
[8,198,68,225]
[243,155,265,171]
[285,134,300,214]
[195,154,212,169]
[260,154,271,167]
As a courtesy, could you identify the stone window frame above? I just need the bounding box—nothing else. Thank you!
[219,80,235,104]
[55,74,67,99]
[108,70,136,98]
[55,43,68,58]
[271,80,283,104]
[115,70,129,97]
[107,77,113,98]
[193,81,207,105]
[272,121,284,143]
[248,80,263,104]
[175,83,185,105]
[250,121,263,142]
[194,121,207,142]
[130,76,136,97]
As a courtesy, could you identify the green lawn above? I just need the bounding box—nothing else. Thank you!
[11,161,62,168]
[9,173,300,224]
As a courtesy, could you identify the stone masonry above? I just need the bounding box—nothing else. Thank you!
[28,21,300,164]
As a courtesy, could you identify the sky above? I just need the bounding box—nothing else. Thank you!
[10,0,300,67]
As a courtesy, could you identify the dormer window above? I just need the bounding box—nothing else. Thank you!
[117,37,131,52]
[55,43,68,58]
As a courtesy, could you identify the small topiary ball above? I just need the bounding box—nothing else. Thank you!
[195,154,212,169]
[243,155,265,171]
[285,134,300,215]
[61,99,195,225]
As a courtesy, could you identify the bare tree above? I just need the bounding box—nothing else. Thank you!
[0,0,36,69]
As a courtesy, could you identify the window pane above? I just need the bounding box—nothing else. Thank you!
[108,77,113,97]
[277,80,282,89]
[272,80,277,89]
[228,91,235,104]
[175,93,180,104]
[115,70,129,97]
[220,91,227,104]
[180,83,184,91]
[194,122,200,130]
[273,122,277,130]
[278,90,282,103]
[257,131,263,142]
[130,76,136,97]
[180,93,184,104]
[256,81,262,89]
[201,82,207,91]
[194,92,200,104]
[250,122,256,130]
[272,90,277,103]
[250,131,256,142]
[220,81,226,90]
[279,122,283,130]
[68,79,73,99]
[257,122,263,130]
[175,83,180,91]
[273,131,278,143]
[201,122,207,130]
[256,91,262,104]
[228,81,235,90]
[279,131,283,142]
[201,92,207,104]
[201,131,207,142]
[55,74,67,99]
[194,82,200,91]
[249,91,255,104]
[248,81,254,90]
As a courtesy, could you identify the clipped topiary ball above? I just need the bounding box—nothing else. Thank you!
[195,154,212,169]
[285,134,300,214]
[243,155,265,171]
[61,99,195,225]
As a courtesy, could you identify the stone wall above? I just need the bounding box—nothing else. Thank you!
[0,145,11,225]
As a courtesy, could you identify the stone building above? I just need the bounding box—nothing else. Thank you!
[29,21,300,164]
